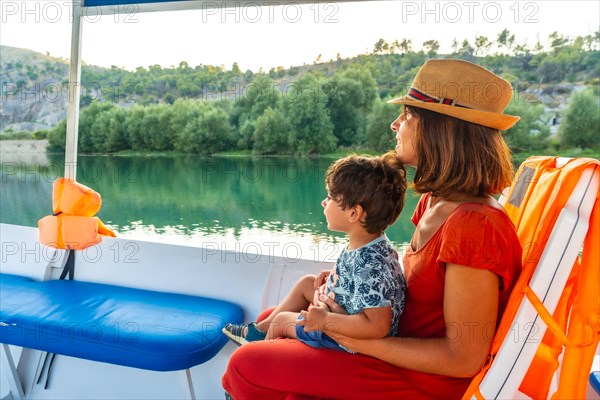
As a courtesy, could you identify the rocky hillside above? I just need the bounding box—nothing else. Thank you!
[0,46,72,132]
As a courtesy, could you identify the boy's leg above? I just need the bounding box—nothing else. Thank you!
[266,312,299,340]
[223,274,317,344]
[255,274,317,333]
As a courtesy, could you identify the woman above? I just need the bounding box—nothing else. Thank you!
[222,59,523,399]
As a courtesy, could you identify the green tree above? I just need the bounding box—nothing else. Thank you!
[253,107,292,154]
[459,39,475,60]
[78,102,118,153]
[33,130,49,140]
[558,89,600,149]
[127,106,149,151]
[549,31,569,50]
[142,105,173,151]
[399,39,413,54]
[197,106,235,154]
[282,74,336,154]
[231,62,242,76]
[451,38,459,54]
[180,104,234,155]
[247,75,281,120]
[171,99,203,151]
[373,39,389,55]
[237,119,256,151]
[90,112,111,152]
[474,36,492,57]
[422,40,440,57]
[323,67,378,146]
[504,98,551,152]
[105,107,130,152]
[164,93,175,104]
[230,74,280,150]
[48,120,67,152]
[365,98,400,152]
[496,29,515,55]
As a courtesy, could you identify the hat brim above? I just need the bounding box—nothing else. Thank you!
[387,95,520,131]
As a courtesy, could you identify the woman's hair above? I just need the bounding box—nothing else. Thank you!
[406,105,514,197]
[325,152,406,234]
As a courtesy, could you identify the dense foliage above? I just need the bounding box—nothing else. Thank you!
[558,88,600,149]
[4,30,598,154]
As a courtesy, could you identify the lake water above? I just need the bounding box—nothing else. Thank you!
[1,154,417,261]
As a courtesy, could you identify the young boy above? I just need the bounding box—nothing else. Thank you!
[222,153,407,351]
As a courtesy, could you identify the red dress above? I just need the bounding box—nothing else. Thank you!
[222,194,522,399]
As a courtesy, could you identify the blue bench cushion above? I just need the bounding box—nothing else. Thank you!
[0,273,243,371]
[591,371,600,395]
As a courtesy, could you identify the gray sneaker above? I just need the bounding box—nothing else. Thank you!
[222,322,266,346]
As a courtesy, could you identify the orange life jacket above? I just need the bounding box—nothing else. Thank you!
[38,178,116,250]
[463,156,600,399]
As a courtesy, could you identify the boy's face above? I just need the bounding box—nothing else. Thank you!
[321,192,353,233]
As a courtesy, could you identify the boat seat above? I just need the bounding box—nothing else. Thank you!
[0,271,244,400]
[463,156,600,399]
[591,371,600,395]
[0,273,243,371]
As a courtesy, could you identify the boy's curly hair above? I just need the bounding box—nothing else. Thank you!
[325,152,407,234]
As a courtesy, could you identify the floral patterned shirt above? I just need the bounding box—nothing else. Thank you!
[325,235,406,336]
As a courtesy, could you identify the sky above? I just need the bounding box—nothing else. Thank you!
[1,0,599,72]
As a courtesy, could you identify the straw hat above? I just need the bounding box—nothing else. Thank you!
[387,59,520,130]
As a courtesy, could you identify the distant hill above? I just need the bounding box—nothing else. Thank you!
[0,45,259,133]
[1,45,300,133]
[1,46,69,67]
[0,46,71,132]
[1,33,598,135]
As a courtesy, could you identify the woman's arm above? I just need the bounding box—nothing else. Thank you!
[300,304,392,339]
[323,263,499,378]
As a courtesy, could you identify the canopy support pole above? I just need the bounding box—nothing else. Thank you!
[64,0,84,181]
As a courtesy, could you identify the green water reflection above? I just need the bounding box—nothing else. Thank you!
[1,154,418,259]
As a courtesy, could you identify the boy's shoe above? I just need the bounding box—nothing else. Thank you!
[222,322,266,346]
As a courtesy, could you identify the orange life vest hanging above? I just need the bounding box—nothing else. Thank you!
[38,178,116,250]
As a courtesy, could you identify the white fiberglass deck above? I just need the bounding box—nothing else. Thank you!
[0,223,331,399]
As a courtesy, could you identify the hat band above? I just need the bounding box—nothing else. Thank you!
[407,87,470,108]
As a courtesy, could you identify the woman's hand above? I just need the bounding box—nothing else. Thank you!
[298,304,328,332]
[314,293,348,315]
[298,294,349,332]
[324,329,367,354]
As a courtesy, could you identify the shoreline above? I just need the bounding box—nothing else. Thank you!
[0,139,596,162]
[0,140,49,165]
[0,140,48,154]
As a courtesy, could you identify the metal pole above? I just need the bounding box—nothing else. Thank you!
[64,0,84,181]
[1,344,25,399]
[185,369,196,400]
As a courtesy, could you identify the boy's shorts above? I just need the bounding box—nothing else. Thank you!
[295,315,353,353]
